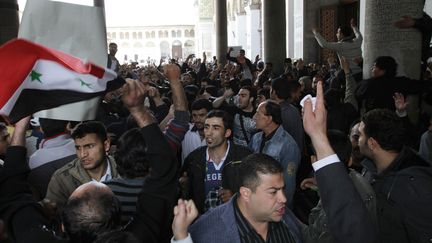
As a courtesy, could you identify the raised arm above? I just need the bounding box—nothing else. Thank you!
[122,78,156,128]
[212,89,234,108]
[123,79,179,242]
[10,117,30,146]
[226,47,238,64]
[351,19,363,43]
[312,29,344,52]
[303,82,377,243]
[165,64,188,112]
[162,64,190,151]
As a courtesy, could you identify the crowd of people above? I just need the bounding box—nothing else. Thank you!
[0,12,432,243]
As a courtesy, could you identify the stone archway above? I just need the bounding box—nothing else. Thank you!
[172,40,182,59]
[160,41,170,58]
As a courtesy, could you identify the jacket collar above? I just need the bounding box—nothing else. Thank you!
[362,146,431,176]
[69,156,118,184]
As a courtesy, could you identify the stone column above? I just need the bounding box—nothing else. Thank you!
[363,0,424,121]
[235,12,247,49]
[215,0,227,65]
[286,0,295,58]
[363,0,423,79]
[0,0,19,45]
[93,0,104,8]
[302,0,320,64]
[245,3,261,60]
[94,0,107,51]
[262,0,286,75]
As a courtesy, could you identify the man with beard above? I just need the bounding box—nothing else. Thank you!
[358,109,432,242]
[213,85,257,146]
[348,121,364,172]
[45,121,119,210]
[181,110,251,214]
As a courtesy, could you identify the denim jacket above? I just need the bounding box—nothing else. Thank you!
[249,125,300,206]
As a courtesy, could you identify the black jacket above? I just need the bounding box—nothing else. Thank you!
[181,143,251,214]
[355,76,428,112]
[362,147,432,243]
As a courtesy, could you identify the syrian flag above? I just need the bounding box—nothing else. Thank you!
[0,39,117,123]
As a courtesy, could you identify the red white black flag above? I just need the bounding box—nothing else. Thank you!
[0,39,117,123]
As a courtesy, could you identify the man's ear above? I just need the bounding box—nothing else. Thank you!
[239,186,251,202]
[104,139,111,153]
[225,128,232,139]
[310,155,317,163]
[367,137,378,151]
[348,156,353,167]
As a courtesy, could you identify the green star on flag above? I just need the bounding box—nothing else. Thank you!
[77,78,92,88]
[30,70,42,83]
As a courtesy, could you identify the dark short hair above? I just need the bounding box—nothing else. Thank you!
[72,121,108,143]
[114,128,150,178]
[39,118,68,138]
[361,109,405,152]
[374,56,397,78]
[327,130,352,166]
[239,153,283,192]
[187,71,197,82]
[206,109,233,131]
[324,88,343,107]
[240,78,253,87]
[191,98,213,112]
[62,190,121,243]
[109,43,117,47]
[271,77,292,100]
[338,26,353,38]
[201,85,218,97]
[257,87,270,100]
[257,61,265,69]
[263,100,283,125]
[94,230,139,243]
[240,85,257,105]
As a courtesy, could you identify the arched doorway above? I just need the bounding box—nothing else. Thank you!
[172,40,182,59]
[160,41,170,58]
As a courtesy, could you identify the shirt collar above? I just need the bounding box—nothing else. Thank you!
[94,158,112,182]
[262,126,279,142]
[206,141,231,170]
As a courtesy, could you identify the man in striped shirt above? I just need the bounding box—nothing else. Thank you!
[105,63,189,225]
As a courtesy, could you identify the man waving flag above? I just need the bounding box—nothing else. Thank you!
[0,39,117,123]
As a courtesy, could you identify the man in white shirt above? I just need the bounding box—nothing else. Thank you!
[181,99,213,163]
[28,118,76,200]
